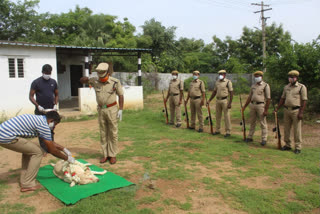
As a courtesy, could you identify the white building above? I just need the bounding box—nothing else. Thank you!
[0,41,151,118]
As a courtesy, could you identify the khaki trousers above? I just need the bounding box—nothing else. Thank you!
[215,99,231,134]
[190,98,204,129]
[98,105,119,158]
[0,138,44,188]
[248,103,268,141]
[169,95,181,125]
[284,108,302,150]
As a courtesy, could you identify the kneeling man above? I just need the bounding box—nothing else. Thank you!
[0,111,74,192]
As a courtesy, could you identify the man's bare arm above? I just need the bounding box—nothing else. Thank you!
[80,77,89,84]
[29,89,38,107]
[42,138,68,160]
[54,89,59,105]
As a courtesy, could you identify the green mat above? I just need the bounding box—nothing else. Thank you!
[36,159,134,205]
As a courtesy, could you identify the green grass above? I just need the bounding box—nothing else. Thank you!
[0,203,35,214]
[50,188,154,214]
[0,179,9,200]
[1,93,318,214]
[61,114,98,123]
[76,152,101,159]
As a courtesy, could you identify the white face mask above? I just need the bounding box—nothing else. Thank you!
[172,75,177,80]
[43,74,51,80]
[193,75,198,80]
[219,75,224,80]
[255,76,262,83]
[48,122,55,130]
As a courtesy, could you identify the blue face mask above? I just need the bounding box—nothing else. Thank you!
[193,75,198,80]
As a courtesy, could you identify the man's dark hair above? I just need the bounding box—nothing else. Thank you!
[42,64,52,73]
[45,111,61,123]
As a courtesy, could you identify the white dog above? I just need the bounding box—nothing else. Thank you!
[51,160,107,187]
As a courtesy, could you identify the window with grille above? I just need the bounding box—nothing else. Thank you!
[8,58,15,78]
[8,58,24,78]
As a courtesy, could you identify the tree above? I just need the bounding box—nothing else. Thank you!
[140,18,177,58]
[0,0,40,41]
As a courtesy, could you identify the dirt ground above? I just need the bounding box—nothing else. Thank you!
[0,116,319,214]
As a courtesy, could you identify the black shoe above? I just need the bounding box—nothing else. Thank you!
[198,129,203,133]
[260,141,267,146]
[281,146,292,151]
[245,138,253,143]
[224,134,231,138]
[168,122,174,125]
[294,149,301,154]
[212,132,220,135]
[176,124,181,128]
[188,127,195,130]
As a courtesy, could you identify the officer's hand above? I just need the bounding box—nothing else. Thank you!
[263,111,268,116]
[227,103,232,109]
[63,148,72,156]
[117,110,123,121]
[200,100,204,106]
[67,156,75,164]
[273,109,278,113]
[298,112,303,120]
[179,100,182,105]
[53,104,58,111]
[38,105,45,112]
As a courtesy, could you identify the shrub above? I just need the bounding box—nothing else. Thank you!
[135,76,156,97]
[306,87,320,116]
[184,76,209,91]
[233,76,251,95]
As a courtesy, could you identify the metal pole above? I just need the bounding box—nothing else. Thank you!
[261,1,267,72]
[252,1,272,73]
[138,52,142,86]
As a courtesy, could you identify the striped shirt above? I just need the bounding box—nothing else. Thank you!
[0,114,52,144]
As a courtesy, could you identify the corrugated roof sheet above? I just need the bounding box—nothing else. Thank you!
[0,41,152,52]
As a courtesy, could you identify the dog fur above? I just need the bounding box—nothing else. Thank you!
[51,160,107,187]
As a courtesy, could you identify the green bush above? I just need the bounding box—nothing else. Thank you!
[135,76,156,97]
[306,87,320,116]
[233,76,251,95]
[184,76,209,91]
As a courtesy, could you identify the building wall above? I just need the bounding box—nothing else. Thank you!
[112,72,253,90]
[57,55,84,100]
[79,86,144,114]
[0,45,57,118]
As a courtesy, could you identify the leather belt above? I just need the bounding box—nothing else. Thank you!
[217,96,228,100]
[284,106,300,110]
[191,96,201,99]
[170,93,179,96]
[99,101,117,109]
[251,101,264,105]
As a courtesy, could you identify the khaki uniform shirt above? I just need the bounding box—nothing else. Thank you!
[281,82,308,107]
[169,79,183,94]
[89,76,124,106]
[249,81,271,102]
[213,78,233,98]
[189,79,205,97]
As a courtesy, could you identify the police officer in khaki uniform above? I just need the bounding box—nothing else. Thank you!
[242,71,271,146]
[274,70,307,154]
[80,62,124,164]
[185,70,206,132]
[164,70,184,127]
[207,70,233,137]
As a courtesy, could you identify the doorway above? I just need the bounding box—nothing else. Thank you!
[70,65,83,96]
